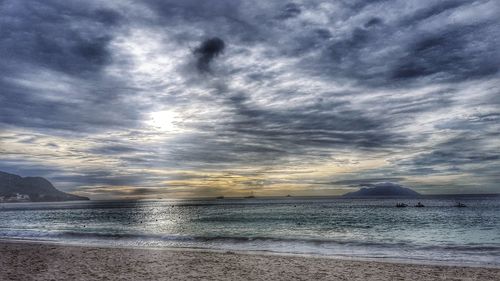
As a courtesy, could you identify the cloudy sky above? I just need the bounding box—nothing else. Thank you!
[1,0,499,199]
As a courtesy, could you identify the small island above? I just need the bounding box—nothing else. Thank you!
[342,182,420,198]
[0,171,89,203]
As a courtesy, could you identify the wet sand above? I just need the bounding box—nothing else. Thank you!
[0,241,499,280]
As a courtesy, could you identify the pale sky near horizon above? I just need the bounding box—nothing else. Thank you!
[1,0,499,199]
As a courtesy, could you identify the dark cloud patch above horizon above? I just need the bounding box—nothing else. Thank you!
[194,37,225,72]
[329,178,406,187]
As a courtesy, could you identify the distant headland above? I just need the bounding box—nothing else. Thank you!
[0,171,89,203]
[342,182,421,198]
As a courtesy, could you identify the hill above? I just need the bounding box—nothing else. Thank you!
[342,182,420,198]
[0,171,89,202]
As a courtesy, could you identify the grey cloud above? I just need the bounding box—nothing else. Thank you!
[339,0,389,13]
[162,92,408,168]
[329,177,406,187]
[0,160,62,180]
[277,3,301,19]
[194,37,225,72]
[0,1,148,133]
[395,135,500,175]
[364,17,383,28]
[51,172,148,187]
[358,182,406,188]
[399,0,470,27]
[372,88,456,116]
[88,145,142,155]
[310,1,500,86]
[314,29,332,40]
[392,24,499,81]
[142,0,499,87]
[0,81,144,132]
[328,27,371,63]
[226,94,405,150]
[0,1,119,75]
[143,0,262,43]
[93,8,122,25]
[145,0,242,19]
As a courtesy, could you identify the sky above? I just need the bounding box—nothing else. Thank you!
[0,0,499,199]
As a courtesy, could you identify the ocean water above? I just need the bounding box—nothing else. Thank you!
[1,197,499,267]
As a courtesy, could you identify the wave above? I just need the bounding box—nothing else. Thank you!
[2,229,499,267]
[1,229,499,254]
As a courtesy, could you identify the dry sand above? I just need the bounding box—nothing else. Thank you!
[0,241,499,281]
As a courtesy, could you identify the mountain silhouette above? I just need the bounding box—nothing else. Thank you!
[342,182,420,198]
[0,171,89,202]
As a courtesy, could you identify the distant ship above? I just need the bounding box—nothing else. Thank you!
[415,202,425,207]
[244,191,255,199]
[215,196,224,199]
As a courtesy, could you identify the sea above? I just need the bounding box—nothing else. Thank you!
[1,197,499,267]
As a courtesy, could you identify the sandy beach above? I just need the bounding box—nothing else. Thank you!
[0,241,498,281]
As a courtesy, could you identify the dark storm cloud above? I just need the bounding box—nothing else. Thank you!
[329,27,371,62]
[399,0,470,27]
[224,93,407,150]
[0,1,119,75]
[313,0,500,86]
[194,37,225,72]
[395,135,500,175]
[277,3,301,19]
[143,0,262,43]
[165,134,288,167]
[0,160,62,179]
[0,80,144,132]
[0,1,148,133]
[391,24,499,81]
[363,17,383,28]
[162,92,408,168]
[144,0,241,19]
[51,172,148,187]
[339,0,389,13]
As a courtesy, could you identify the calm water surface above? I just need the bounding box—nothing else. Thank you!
[1,197,499,266]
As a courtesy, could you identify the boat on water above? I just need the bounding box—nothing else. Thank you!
[215,196,224,199]
[415,202,425,207]
[455,202,467,208]
[396,203,408,208]
[244,191,255,199]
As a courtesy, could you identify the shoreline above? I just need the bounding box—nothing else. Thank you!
[1,240,499,281]
[1,238,499,269]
